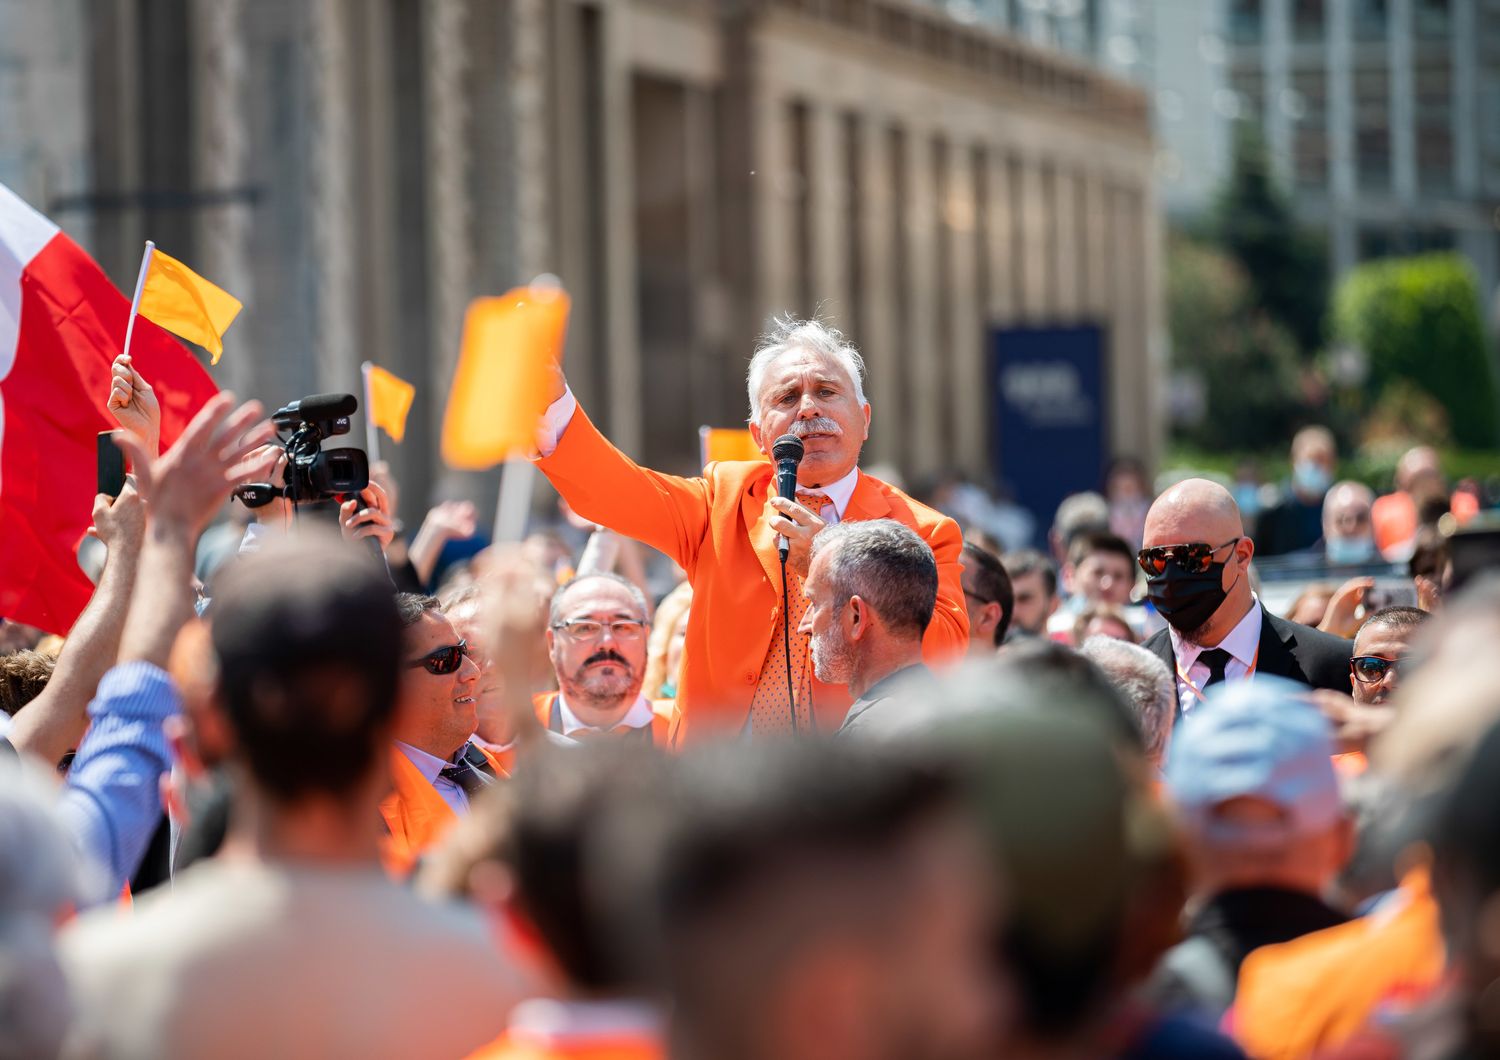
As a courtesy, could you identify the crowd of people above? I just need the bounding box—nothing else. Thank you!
[1,317,1498,1059]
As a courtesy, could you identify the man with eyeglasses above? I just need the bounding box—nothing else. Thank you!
[1349,606,1430,707]
[1138,479,1354,719]
[536,573,675,744]
[381,593,507,872]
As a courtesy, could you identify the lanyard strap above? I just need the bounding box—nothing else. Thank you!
[1176,644,1259,704]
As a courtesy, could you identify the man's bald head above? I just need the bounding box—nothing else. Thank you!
[1143,479,1246,551]
[1395,446,1443,494]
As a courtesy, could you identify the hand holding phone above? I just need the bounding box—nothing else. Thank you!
[97,431,127,498]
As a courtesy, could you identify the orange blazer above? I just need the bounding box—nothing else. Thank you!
[537,405,968,744]
[532,691,678,747]
[379,743,508,875]
[468,1030,663,1060]
[1227,865,1445,1059]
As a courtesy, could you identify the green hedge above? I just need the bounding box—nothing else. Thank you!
[1332,252,1498,448]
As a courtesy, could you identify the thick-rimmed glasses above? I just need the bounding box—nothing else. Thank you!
[551,619,648,642]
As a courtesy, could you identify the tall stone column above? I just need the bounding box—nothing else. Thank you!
[902,122,942,476]
[857,110,901,466]
[188,0,254,396]
[307,0,357,395]
[945,140,985,477]
[809,103,849,325]
[422,0,473,400]
[983,145,1014,325]
[511,0,551,282]
[597,0,642,453]
[1052,164,1080,320]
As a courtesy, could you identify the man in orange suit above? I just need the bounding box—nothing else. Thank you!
[535,317,968,742]
[381,593,508,870]
[534,573,676,744]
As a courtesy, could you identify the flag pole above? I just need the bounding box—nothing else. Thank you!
[121,241,155,360]
[494,456,535,544]
[360,361,382,464]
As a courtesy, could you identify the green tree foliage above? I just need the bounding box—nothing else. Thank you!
[1332,252,1497,448]
[1213,125,1328,356]
[1168,237,1306,451]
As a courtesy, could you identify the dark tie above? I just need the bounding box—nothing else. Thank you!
[1199,648,1232,690]
[438,754,493,802]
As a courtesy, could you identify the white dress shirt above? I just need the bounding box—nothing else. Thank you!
[393,741,469,815]
[555,692,655,738]
[1167,596,1264,716]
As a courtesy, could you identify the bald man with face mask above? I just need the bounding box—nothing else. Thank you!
[1138,479,1353,719]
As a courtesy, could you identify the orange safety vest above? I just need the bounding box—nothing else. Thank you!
[531,692,678,748]
[379,742,508,876]
[1227,865,1445,1059]
[467,1030,663,1060]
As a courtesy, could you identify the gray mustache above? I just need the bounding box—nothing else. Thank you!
[790,417,842,438]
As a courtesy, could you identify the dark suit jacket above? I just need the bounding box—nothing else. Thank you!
[1142,607,1354,698]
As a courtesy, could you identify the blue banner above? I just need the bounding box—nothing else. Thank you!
[990,325,1107,546]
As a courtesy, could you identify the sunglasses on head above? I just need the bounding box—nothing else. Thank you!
[1136,537,1241,577]
[406,639,468,675]
[1350,655,1400,684]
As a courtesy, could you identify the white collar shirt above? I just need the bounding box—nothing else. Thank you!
[1167,596,1264,715]
[556,692,655,739]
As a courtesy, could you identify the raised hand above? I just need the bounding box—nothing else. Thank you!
[768,495,828,578]
[106,354,162,458]
[87,477,146,553]
[340,480,397,553]
[114,392,277,538]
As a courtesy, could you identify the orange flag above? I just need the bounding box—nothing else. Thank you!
[133,242,242,364]
[699,426,768,467]
[441,287,569,470]
[363,363,416,443]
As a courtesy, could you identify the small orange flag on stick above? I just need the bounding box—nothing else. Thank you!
[441,286,570,470]
[363,363,416,444]
[126,241,242,364]
[699,426,768,467]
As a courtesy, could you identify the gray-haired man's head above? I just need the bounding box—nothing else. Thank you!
[799,520,937,687]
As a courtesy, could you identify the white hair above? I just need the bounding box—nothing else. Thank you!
[745,315,868,422]
[1078,636,1177,764]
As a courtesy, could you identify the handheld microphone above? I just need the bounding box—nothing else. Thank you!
[771,434,804,560]
[273,392,359,432]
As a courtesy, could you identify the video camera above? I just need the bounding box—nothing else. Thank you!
[233,392,370,510]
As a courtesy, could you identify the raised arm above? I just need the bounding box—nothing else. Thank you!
[56,394,275,900]
[5,482,146,764]
[534,385,712,571]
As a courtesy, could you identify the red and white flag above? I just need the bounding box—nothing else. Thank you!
[0,183,218,633]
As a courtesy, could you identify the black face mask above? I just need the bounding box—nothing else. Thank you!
[1147,562,1231,635]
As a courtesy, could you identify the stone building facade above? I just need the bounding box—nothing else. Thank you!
[2,0,1160,510]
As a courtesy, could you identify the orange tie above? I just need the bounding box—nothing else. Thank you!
[796,489,835,524]
[747,566,813,736]
[747,490,830,737]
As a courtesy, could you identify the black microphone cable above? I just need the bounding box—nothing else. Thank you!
[781,547,796,735]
